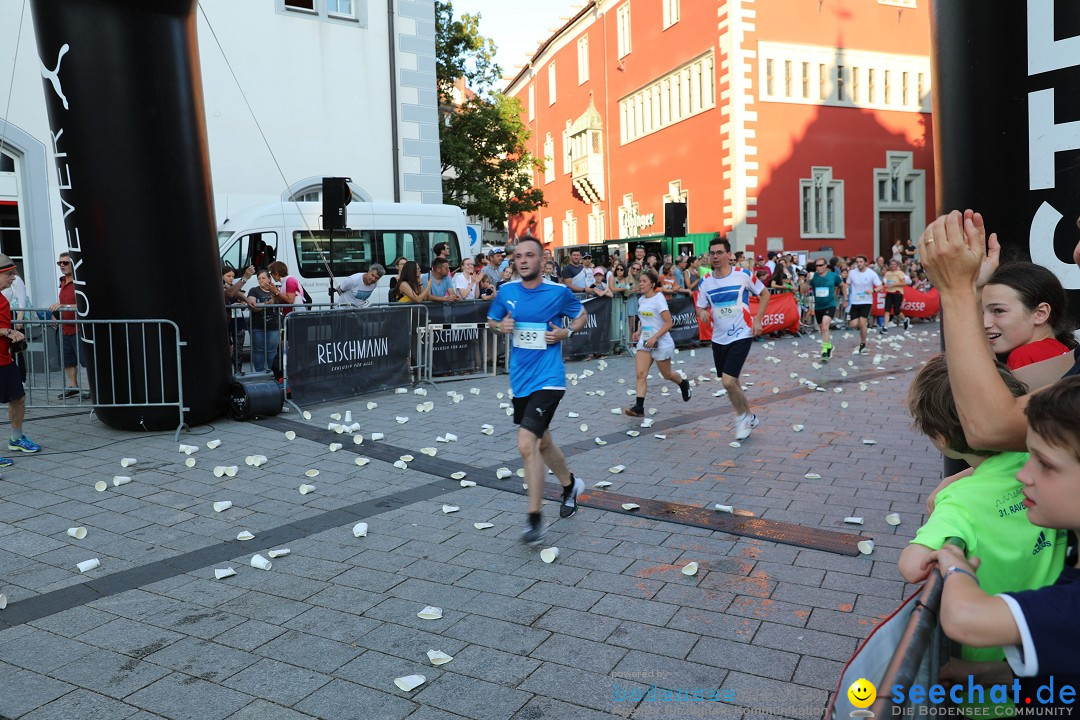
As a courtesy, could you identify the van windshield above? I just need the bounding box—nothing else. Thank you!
[293,230,376,278]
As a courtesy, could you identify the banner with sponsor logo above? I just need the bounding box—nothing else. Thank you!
[871,287,941,319]
[666,294,701,348]
[564,296,612,358]
[284,307,412,405]
[695,290,801,340]
[426,300,491,376]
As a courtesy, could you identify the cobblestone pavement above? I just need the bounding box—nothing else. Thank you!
[0,322,945,720]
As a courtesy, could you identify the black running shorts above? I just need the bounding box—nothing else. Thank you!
[512,389,564,438]
[711,339,753,379]
[849,304,872,320]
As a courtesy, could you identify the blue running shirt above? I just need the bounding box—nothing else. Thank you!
[488,279,584,397]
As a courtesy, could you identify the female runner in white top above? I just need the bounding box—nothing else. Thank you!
[624,269,691,417]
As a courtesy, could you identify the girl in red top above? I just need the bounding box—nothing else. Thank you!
[982,263,1076,370]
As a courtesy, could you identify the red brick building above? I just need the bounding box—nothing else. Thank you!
[505,0,933,261]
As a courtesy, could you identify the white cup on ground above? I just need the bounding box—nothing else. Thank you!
[77,558,100,573]
[67,527,87,540]
[213,501,233,513]
[112,476,131,487]
[540,547,560,563]
[250,554,272,570]
[352,522,368,537]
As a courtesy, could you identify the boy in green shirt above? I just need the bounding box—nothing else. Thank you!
[900,355,1068,715]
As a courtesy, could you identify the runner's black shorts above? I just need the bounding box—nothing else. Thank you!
[711,338,753,379]
[849,304,872,320]
[0,362,25,403]
[512,389,564,438]
[814,307,836,325]
[884,292,903,316]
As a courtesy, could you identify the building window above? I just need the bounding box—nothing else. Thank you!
[543,134,555,184]
[562,121,572,175]
[548,62,557,105]
[528,84,535,121]
[279,0,364,24]
[757,43,930,113]
[588,207,605,244]
[800,167,844,238]
[543,217,554,245]
[578,35,589,84]
[662,0,680,29]
[620,51,715,144]
[562,210,578,246]
[617,3,631,58]
[326,0,354,17]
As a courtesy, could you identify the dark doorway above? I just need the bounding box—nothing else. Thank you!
[879,211,911,257]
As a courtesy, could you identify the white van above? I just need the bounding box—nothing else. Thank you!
[217,201,470,305]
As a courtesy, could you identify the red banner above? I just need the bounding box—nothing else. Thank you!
[696,290,801,340]
[871,287,941,319]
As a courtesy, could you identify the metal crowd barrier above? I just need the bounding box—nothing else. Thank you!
[867,538,964,718]
[12,310,188,438]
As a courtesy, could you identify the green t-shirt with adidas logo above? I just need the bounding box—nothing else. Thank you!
[911,451,1067,716]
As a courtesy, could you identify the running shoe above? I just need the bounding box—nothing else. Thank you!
[521,514,546,545]
[0,457,12,468]
[879,326,889,334]
[858,343,869,355]
[903,318,910,330]
[559,475,585,518]
[734,413,760,441]
[679,379,692,402]
[623,406,644,417]
[9,435,40,453]
[821,344,832,360]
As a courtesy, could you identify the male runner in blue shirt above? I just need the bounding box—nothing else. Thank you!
[488,236,589,544]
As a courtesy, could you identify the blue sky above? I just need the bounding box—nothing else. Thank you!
[451,0,584,84]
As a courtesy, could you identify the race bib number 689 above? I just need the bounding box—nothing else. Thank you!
[512,322,548,350]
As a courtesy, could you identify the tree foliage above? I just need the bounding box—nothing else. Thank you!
[435,1,545,230]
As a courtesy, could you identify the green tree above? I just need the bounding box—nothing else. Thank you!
[435,1,545,231]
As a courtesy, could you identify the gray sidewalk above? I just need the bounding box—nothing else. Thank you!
[0,323,945,720]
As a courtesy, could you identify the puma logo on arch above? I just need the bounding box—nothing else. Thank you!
[40,44,70,110]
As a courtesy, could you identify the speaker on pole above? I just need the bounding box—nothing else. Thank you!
[322,177,351,231]
[664,202,687,238]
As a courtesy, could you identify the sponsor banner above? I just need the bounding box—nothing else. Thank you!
[871,287,941,319]
[285,307,412,405]
[695,290,801,339]
[564,296,612,358]
[667,294,701,348]
[426,300,491,376]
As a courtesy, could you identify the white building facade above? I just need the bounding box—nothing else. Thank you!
[0,0,441,304]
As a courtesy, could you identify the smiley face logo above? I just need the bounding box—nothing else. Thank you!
[848,678,877,710]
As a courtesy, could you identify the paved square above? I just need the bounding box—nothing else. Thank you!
[0,326,945,718]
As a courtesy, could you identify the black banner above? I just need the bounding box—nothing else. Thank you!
[426,300,491,376]
[667,294,700,348]
[932,2,1080,327]
[564,296,613,358]
[285,308,411,405]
